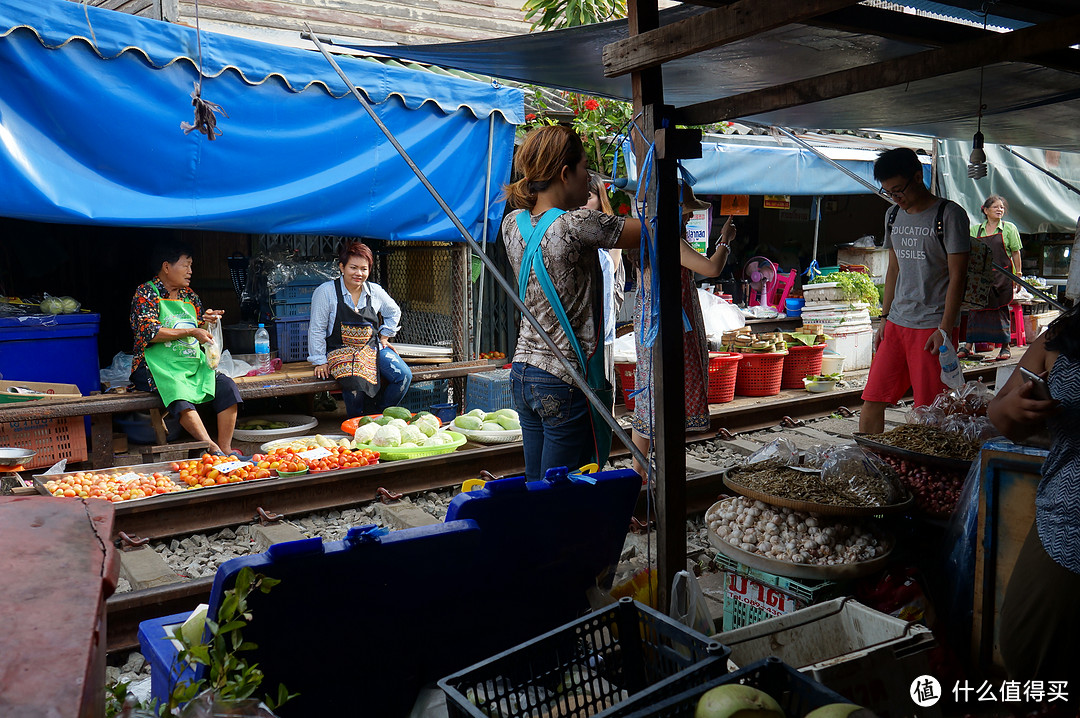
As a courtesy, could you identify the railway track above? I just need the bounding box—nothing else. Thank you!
[104,363,1000,653]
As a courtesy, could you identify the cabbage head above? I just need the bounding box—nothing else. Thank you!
[354,423,379,445]
[372,425,402,447]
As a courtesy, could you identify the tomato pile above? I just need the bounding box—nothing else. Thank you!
[43,471,183,502]
[255,446,379,474]
[878,455,966,518]
[479,351,506,360]
[173,454,272,488]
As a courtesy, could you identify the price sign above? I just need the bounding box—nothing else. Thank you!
[216,460,253,474]
[686,208,711,255]
[725,573,801,618]
[298,447,332,461]
[114,472,142,483]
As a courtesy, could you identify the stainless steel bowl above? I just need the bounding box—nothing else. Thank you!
[0,448,36,467]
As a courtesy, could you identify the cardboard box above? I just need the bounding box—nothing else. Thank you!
[0,380,82,404]
[1025,310,1059,341]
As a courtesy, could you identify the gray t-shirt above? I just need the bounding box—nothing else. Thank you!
[503,208,624,384]
[883,199,970,330]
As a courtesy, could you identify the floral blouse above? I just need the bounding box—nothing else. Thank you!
[129,278,203,385]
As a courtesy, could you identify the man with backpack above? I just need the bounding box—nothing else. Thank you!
[860,148,971,434]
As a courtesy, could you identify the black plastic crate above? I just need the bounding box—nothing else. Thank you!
[439,597,729,718]
[621,657,854,718]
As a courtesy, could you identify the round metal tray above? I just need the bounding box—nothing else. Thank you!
[852,433,975,473]
[706,508,893,581]
[721,469,914,517]
[233,414,318,442]
[0,447,36,467]
[260,434,351,454]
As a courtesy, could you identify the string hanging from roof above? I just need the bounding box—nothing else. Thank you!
[179,0,228,140]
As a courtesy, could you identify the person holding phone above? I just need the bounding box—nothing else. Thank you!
[988,307,1077,693]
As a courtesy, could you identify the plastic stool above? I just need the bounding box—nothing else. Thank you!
[1009,303,1026,347]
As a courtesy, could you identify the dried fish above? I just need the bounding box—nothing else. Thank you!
[726,458,897,508]
[865,424,981,461]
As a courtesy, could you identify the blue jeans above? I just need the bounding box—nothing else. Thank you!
[342,348,413,417]
[511,362,592,482]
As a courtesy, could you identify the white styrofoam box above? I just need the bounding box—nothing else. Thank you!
[1025,310,1059,341]
[826,325,873,370]
[718,598,938,718]
[802,282,844,303]
[838,246,890,277]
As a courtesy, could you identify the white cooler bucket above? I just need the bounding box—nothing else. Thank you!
[826,324,873,371]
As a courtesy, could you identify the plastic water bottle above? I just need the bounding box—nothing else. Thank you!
[254,324,271,375]
[938,331,963,389]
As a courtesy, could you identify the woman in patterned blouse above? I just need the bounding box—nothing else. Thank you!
[990,307,1079,695]
[129,244,243,456]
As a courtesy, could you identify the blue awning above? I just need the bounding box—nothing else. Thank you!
[621,137,932,196]
[0,0,523,240]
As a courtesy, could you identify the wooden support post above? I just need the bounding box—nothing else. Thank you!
[628,0,685,613]
[90,414,113,469]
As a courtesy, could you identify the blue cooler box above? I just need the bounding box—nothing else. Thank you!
[0,313,101,396]
[140,468,643,716]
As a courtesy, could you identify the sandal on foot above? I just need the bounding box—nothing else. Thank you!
[996,351,1012,361]
[957,349,971,360]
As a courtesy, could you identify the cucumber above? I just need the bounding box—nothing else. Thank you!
[382,406,413,421]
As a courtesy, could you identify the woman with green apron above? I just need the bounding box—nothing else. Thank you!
[308,242,411,417]
[959,195,1023,361]
[130,245,243,456]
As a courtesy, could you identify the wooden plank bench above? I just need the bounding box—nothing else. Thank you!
[0,360,504,468]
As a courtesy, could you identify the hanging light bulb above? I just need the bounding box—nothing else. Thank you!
[968,130,987,180]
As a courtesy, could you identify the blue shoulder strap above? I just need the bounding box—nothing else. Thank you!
[515,209,588,371]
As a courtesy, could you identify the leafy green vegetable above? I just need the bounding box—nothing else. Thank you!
[809,271,881,315]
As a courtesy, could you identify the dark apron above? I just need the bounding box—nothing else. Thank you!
[326,277,382,398]
[966,231,1012,344]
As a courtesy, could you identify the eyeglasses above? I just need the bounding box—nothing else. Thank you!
[881,175,916,200]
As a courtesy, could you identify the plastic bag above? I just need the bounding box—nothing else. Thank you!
[612,332,637,364]
[204,320,223,371]
[179,690,279,717]
[215,351,254,379]
[670,570,714,637]
[746,438,798,466]
[697,289,745,338]
[819,444,904,506]
[100,352,134,388]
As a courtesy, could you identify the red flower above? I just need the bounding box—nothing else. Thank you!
[525,113,536,121]
[584,99,600,111]
[617,203,631,215]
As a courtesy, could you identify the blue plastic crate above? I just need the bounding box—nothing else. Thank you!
[399,379,449,413]
[440,598,730,718]
[465,368,512,413]
[270,300,311,318]
[619,657,853,718]
[273,317,309,363]
[270,278,323,303]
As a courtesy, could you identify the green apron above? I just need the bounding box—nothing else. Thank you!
[143,283,215,407]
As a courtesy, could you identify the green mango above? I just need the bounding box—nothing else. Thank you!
[468,408,486,418]
[495,415,521,431]
[481,421,504,432]
[453,415,483,431]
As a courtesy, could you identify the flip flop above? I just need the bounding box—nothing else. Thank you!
[956,349,971,360]
[996,351,1012,361]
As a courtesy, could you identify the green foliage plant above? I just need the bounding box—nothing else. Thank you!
[522,0,625,31]
[809,271,882,316]
[166,568,297,715]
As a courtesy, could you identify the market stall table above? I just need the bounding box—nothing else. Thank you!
[0,360,503,468]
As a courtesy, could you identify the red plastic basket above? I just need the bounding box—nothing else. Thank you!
[735,353,786,397]
[616,363,637,410]
[707,353,740,403]
[780,344,826,389]
[0,416,88,469]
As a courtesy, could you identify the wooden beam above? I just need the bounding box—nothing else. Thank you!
[603,0,862,78]
[674,13,1080,126]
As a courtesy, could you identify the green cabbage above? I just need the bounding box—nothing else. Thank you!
[400,424,425,445]
[353,423,379,445]
[372,425,402,447]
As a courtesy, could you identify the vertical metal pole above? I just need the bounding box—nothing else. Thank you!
[473,115,496,359]
[812,195,822,263]
[629,0,685,613]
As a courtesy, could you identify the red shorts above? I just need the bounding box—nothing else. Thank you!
[861,322,958,407]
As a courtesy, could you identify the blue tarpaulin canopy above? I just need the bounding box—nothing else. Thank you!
[0,0,523,240]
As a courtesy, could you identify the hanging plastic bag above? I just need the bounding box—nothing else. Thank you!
[819,445,904,507]
[670,570,715,637]
[204,320,223,371]
[697,289,745,338]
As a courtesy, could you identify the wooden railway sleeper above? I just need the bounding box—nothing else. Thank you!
[255,507,283,525]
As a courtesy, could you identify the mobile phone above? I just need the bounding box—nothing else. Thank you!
[1018,367,1052,401]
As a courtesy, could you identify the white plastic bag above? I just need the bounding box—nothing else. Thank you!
[669,570,714,637]
[204,320,223,371]
[612,332,637,364]
[697,289,745,339]
[215,350,254,379]
[99,352,134,387]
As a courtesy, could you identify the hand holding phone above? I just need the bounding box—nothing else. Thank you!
[1018,366,1052,401]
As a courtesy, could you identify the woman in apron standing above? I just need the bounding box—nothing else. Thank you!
[958,195,1023,361]
[130,244,244,456]
[308,242,411,418]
